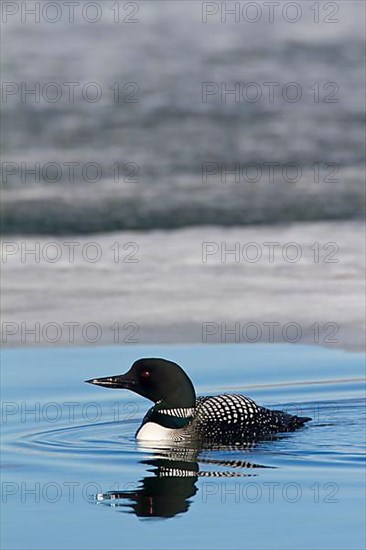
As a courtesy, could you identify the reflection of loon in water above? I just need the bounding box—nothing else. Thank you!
[94,447,272,518]
[96,457,200,518]
[86,358,311,445]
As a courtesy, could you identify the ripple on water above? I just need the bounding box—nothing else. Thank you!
[16,419,140,458]
[7,397,366,474]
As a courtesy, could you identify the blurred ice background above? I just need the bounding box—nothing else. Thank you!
[1,0,365,349]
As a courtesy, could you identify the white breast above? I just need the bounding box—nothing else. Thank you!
[136,422,176,442]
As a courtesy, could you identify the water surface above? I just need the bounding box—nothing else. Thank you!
[1,343,365,549]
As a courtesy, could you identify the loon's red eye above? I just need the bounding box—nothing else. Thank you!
[140,369,151,379]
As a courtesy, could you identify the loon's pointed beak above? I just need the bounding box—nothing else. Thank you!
[85,373,136,390]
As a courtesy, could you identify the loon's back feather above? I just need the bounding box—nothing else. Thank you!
[190,394,311,444]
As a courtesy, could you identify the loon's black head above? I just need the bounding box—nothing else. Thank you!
[86,358,196,409]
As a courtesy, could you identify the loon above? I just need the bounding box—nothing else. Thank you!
[86,358,311,445]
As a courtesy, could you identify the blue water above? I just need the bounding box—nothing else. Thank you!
[1,343,365,550]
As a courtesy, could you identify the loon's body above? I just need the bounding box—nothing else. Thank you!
[86,358,311,445]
